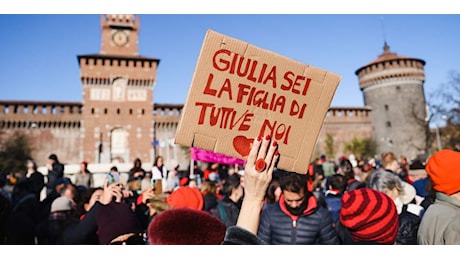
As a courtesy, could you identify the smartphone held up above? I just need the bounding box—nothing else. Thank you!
[151,178,162,195]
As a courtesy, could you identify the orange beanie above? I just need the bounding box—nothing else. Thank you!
[426,149,460,195]
[167,186,204,210]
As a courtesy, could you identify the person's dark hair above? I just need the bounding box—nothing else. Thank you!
[278,170,308,194]
[339,159,354,180]
[73,187,103,219]
[130,158,144,175]
[48,153,59,162]
[110,166,118,172]
[153,156,163,167]
[27,159,38,172]
[134,158,142,168]
[221,174,241,196]
[328,174,347,194]
[265,176,280,204]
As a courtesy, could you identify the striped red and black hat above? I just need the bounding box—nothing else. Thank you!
[340,188,398,244]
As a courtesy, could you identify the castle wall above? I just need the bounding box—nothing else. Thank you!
[153,104,189,171]
[0,100,373,169]
[315,107,373,160]
[0,101,81,166]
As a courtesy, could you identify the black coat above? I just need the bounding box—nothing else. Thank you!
[258,195,339,245]
[223,226,267,245]
[6,193,40,244]
[23,171,45,199]
[62,202,102,244]
[47,162,64,190]
[396,205,421,245]
[203,194,219,212]
[212,197,240,228]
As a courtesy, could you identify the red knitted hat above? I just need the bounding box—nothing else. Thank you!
[148,207,226,245]
[340,188,398,244]
[426,149,460,195]
[166,186,204,210]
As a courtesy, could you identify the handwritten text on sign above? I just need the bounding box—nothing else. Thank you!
[195,49,312,147]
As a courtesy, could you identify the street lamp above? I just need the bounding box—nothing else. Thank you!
[435,113,442,151]
[428,106,447,151]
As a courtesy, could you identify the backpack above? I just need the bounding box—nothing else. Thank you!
[217,204,227,224]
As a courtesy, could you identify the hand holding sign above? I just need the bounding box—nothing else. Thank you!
[236,134,279,235]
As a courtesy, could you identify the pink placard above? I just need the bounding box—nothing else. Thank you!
[190,148,246,165]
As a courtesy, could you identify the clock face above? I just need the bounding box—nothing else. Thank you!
[112,30,129,47]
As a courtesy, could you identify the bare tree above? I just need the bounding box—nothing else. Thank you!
[428,71,460,151]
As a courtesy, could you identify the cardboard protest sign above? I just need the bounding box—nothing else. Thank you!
[175,30,341,174]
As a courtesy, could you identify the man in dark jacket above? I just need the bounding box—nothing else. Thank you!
[212,174,243,228]
[46,154,64,196]
[258,170,339,245]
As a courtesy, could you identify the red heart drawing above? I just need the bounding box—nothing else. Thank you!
[233,135,254,157]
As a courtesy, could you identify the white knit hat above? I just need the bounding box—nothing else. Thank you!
[51,196,73,212]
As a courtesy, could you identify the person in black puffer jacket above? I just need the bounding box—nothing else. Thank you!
[258,170,339,245]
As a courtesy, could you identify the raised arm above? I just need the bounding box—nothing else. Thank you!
[236,135,279,234]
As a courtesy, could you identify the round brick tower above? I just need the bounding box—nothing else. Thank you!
[355,43,428,160]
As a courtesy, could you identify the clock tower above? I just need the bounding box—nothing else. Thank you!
[78,14,160,164]
[100,14,139,56]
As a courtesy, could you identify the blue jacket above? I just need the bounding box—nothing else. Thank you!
[324,192,342,224]
[258,194,340,245]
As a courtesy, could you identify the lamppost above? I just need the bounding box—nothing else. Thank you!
[427,105,447,151]
[434,111,442,151]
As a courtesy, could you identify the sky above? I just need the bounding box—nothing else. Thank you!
[1,4,459,110]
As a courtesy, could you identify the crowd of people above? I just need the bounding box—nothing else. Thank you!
[0,136,460,245]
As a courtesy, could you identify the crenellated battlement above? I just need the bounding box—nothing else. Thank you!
[355,44,426,90]
[103,14,138,29]
[153,104,183,124]
[80,76,156,88]
[77,55,159,82]
[324,106,372,125]
[0,101,82,129]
